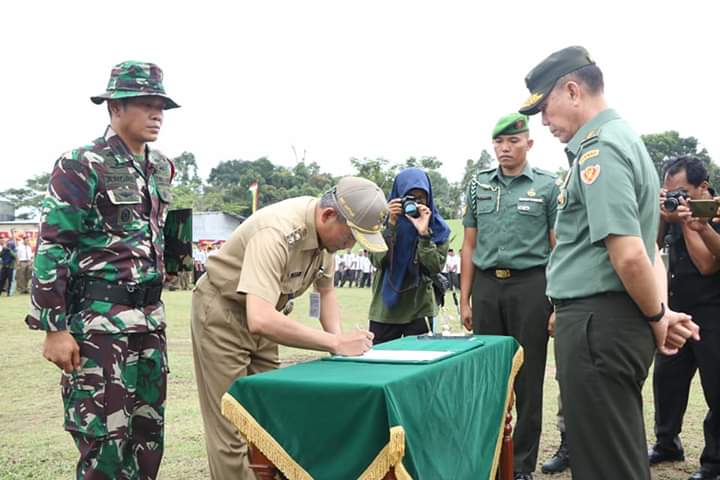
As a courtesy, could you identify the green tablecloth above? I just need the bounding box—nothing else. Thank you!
[222,335,522,480]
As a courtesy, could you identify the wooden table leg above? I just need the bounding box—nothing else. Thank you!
[249,444,281,479]
[498,393,515,480]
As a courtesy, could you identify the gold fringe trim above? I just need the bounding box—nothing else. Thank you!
[359,425,412,480]
[221,393,312,480]
[489,346,525,480]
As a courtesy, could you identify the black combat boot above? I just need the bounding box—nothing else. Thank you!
[541,432,570,474]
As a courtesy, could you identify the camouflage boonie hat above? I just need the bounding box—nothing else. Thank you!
[91,60,180,109]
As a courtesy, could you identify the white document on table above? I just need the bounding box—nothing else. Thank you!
[345,349,451,362]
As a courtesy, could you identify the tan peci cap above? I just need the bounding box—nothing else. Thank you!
[332,177,389,253]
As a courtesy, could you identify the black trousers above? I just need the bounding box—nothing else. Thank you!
[448,272,460,291]
[653,304,720,473]
[340,270,355,287]
[472,267,550,474]
[0,266,13,294]
[554,293,655,480]
[369,317,432,345]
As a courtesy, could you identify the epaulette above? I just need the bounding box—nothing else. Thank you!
[532,167,557,178]
[285,226,307,247]
[477,167,495,174]
[580,128,601,148]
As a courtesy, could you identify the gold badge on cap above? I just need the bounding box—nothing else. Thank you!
[522,92,543,108]
[527,188,536,197]
[579,149,600,165]
[581,165,601,185]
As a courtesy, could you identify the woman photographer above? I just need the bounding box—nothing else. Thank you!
[367,167,450,344]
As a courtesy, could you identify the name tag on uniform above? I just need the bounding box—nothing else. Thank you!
[309,291,321,318]
[518,197,544,203]
[518,205,531,212]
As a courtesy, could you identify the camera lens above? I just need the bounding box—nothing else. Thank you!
[663,198,680,211]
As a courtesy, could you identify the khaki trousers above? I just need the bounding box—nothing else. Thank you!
[191,275,280,480]
[15,260,32,294]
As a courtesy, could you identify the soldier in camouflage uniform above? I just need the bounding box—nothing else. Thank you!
[25,61,179,480]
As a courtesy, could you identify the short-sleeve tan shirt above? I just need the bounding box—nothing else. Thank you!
[205,197,335,311]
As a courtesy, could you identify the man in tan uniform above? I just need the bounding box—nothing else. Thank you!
[191,176,389,479]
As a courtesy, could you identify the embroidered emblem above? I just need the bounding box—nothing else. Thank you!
[581,165,601,185]
[527,188,536,197]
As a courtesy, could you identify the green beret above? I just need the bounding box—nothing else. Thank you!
[519,45,595,116]
[492,113,529,139]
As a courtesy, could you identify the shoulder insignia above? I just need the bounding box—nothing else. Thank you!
[581,164,601,185]
[583,128,600,142]
[82,151,105,164]
[580,128,601,149]
[578,148,600,165]
[478,167,495,174]
[285,226,307,246]
[532,167,556,178]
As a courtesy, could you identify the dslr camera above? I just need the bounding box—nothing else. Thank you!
[401,195,420,218]
[663,189,689,212]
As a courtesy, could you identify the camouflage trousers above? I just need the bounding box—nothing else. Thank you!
[62,330,168,480]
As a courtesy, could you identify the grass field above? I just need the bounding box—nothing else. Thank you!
[0,289,707,479]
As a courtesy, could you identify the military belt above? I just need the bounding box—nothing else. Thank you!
[480,266,545,280]
[77,278,163,308]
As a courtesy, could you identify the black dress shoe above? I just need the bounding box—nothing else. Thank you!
[542,432,570,474]
[648,444,685,465]
[688,467,720,480]
[513,473,533,480]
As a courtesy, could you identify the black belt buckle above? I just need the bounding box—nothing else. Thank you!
[125,283,143,307]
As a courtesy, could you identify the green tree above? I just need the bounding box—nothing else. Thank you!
[460,150,493,193]
[0,172,50,219]
[349,157,398,195]
[170,152,204,210]
[641,131,718,186]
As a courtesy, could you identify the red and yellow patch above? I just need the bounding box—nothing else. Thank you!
[581,164,601,185]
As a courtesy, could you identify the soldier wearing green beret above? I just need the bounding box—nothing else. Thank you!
[520,46,699,480]
[460,112,559,479]
[26,61,178,479]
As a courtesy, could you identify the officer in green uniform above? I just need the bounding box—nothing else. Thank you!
[519,45,700,480]
[460,113,558,479]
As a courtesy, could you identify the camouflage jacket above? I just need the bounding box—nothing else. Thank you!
[25,126,174,334]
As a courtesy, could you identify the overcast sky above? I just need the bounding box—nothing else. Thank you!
[2,1,718,193]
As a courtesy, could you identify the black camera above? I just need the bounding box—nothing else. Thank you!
[663,189,689,212]
[401,195,420,218]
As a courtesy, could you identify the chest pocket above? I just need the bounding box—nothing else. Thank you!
[99,162,146,234]
[516,198,545,217]
[281,254,307,296]
[474,191,497,214]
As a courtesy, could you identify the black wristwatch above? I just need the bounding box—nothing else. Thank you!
[646,303,665,323]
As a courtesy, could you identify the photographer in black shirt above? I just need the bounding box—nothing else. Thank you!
[649,155,720,480]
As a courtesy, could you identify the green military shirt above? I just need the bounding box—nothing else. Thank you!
[546,109,660,299]
[368,223,449,324]
[463,163,559,270]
